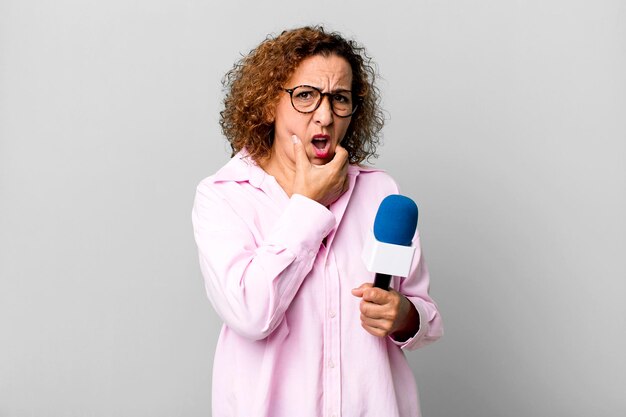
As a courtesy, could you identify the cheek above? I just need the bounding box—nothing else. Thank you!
[275,101,306,132]
[337,119,353,140]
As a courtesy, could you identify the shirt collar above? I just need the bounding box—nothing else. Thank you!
[212,149,266,188]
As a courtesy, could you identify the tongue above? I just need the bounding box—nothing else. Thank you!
[313,140,326,149]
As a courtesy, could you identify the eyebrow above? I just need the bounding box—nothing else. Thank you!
[306,85,352,93]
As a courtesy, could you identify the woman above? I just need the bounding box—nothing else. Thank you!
[192,26,443,417]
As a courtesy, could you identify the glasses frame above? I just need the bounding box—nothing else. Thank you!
[282,85,358,118]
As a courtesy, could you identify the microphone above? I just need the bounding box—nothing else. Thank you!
[361,195,419,290]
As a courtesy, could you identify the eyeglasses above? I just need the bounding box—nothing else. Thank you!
[282,85,358,118]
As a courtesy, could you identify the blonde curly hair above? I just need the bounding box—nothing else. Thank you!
[219,26,385,164]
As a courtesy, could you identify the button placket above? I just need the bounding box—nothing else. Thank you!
[324,250,341,417]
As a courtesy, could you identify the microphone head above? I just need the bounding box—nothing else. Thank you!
[373,194,418,246]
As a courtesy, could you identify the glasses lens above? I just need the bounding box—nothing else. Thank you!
[292,86,320,112]
[331,92,353,116]
[290,86,355,116]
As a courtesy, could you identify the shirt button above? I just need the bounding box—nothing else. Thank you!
[329,310,336,318]
[329,359,335,368]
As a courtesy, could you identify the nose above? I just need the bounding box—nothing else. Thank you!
[313,94,333,126]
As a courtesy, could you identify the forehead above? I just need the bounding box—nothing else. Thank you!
[287,54,353,89]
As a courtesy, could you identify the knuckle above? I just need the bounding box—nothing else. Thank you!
[384,311,395,322]
[391,303,399,315]
[360,302,369,315]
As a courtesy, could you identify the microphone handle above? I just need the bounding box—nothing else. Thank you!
[373,273,391,290]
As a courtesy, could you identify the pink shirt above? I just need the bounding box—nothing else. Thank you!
[192,151,443,417]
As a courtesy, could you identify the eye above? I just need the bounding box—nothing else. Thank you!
[332,93,351,104]
[293,87,317,101]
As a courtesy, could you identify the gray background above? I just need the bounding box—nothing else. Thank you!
[1,1,624,416]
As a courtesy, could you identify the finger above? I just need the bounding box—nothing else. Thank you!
[351,288,364,297]
[291,135,310,170]
[362,324,388,338]
[331,145,349,167]
[360,318,393,338]
[334,142,348,156]
[361,314,394,332]
[362,287,393,305]
[351,282,373,297]
[359,299,393,320]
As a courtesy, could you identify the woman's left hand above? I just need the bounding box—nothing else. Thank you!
[351,283,419,340]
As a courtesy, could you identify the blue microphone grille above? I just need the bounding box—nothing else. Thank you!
[373,195,418,246]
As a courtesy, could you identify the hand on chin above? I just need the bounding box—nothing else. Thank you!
[291,135,349,207]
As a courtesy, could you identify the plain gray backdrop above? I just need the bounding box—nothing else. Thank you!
[1,1,625,416]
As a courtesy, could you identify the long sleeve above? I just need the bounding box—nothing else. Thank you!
[390,231,444,350]
[192,181,336,341]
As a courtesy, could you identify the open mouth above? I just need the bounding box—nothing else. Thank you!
[311,136,331,158]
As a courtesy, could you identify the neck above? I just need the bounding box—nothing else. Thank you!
[259,149,296,197]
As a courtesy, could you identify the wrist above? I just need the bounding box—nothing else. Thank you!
[391,296,420,342]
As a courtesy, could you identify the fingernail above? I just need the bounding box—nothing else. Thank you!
[291,135,298,144]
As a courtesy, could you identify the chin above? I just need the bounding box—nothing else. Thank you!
[310,152,334,165]
[310,143,336,163]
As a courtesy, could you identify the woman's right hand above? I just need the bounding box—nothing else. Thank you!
[291,135,349,207]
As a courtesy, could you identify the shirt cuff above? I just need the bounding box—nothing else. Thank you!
[389,297,428,350]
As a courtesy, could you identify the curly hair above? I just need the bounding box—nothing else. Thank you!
[219,26,385,164]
